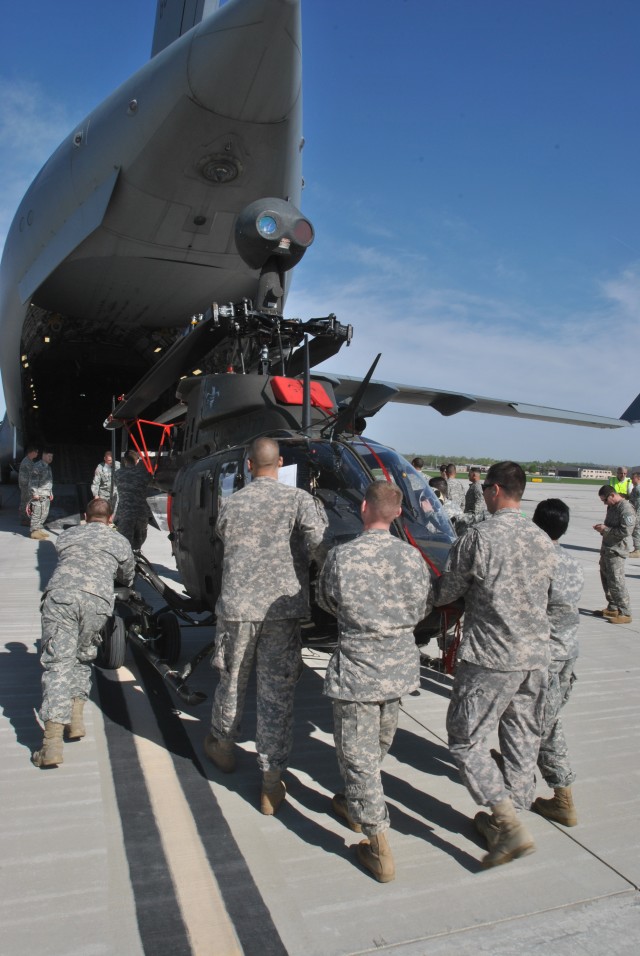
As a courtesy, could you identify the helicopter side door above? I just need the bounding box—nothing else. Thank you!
[171,447,247,610]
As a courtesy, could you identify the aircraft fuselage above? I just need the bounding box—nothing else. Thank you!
[0,0,303,455]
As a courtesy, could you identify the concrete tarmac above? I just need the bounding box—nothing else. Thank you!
[1,479,638,955]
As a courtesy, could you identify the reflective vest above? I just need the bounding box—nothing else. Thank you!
[609,476,632,495]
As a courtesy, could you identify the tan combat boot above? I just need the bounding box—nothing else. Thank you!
[32,721,64,767]
[356,831,396,883]
[30,529,49,540]
[261,771,286,815]
[65,699,86,740]
[204,733,236,773]
[481,798,535,868]
[628,550,640,558]
[532,786,577,826]
[474,810,501,849]
[602,608,619,618]
[610,614,632,624]
[332,793,362,832]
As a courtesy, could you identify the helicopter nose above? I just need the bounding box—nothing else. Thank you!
[188,0,301,123]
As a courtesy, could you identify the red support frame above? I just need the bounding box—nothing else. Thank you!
[107,416,175,475]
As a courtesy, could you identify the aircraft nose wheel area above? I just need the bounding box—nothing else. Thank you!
[96,553,212,707]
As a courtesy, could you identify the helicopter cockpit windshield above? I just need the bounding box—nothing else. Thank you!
[272,436,456,574]
[349,438,457,573]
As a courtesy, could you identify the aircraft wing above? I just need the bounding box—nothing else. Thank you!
[329,376,636,430]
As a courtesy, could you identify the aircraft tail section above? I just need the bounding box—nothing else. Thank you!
[151,0,221,57]
[620,392,640,423]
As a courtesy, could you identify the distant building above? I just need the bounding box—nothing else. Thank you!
[556,468,580,478]
[580,468,612,479]
[556,468,612,479]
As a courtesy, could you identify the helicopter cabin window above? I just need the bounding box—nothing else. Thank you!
[195,469,212,509]
[218,461,241,504]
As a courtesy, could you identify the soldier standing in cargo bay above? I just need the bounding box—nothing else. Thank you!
[32,498,135,768]
[204,436,329,815]
[91,449,120,510]
[115,450,151,550]
[317,480,431,883]
[28,448,54,540]
[18,444,39,525]
[434,460,556,868]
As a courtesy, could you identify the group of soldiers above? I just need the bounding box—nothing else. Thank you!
[25,437,635,885]
[412,459,487,534]
[203,445,595,882]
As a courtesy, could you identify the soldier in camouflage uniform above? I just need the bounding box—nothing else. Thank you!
[593,485,635,624]
[18,444,39,525]
[28,449,54,540]
[530,499,584,827]
[91,450,120,511]
[429,476,470,535]
[434,461,556,868]
[32,498,135,768]
[445,463,465,511]
[628,472,640,557]
[115,450,151,550]
[464,467,487,522]
[317,480,431,882]
[205,437,329,815]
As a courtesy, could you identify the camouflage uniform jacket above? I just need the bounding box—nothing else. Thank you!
[464,481,485,516]
[115,464,151,512]
[548,543,584,660]
[91,461,120,499]
[602,499,635,556]
[45,522,135,611]
[215,476,329,621]
[317,529,432,701]
[29,460,53,498]
[446,477,466,509]
[434,508,556,671]
[18,456,36,492]
[628,485,640,515]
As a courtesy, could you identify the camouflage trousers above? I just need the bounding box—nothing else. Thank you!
[599,550,630,615]
[211,618,303,773]
[30,497,50,531]
[633,518,640,551]
[447,661,547,810]
[39,589,110,723]
[115,514,148,551]
[332,698,398,838]
[19,489,31,524]
[537,657,577,789]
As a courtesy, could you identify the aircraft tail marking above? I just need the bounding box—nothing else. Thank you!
[620,392,640,424]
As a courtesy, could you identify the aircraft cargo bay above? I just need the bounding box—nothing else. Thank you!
[0,481,639,956]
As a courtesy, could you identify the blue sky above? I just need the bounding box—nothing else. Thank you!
[1,0,639,463]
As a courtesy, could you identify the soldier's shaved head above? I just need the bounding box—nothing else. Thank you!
[86,498,112,522]
[364,480,403,523]
[248,437,281,472]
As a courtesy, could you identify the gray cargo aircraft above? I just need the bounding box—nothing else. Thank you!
[0,0,638,483]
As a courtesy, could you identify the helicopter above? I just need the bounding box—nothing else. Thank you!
[95,196,463,698]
